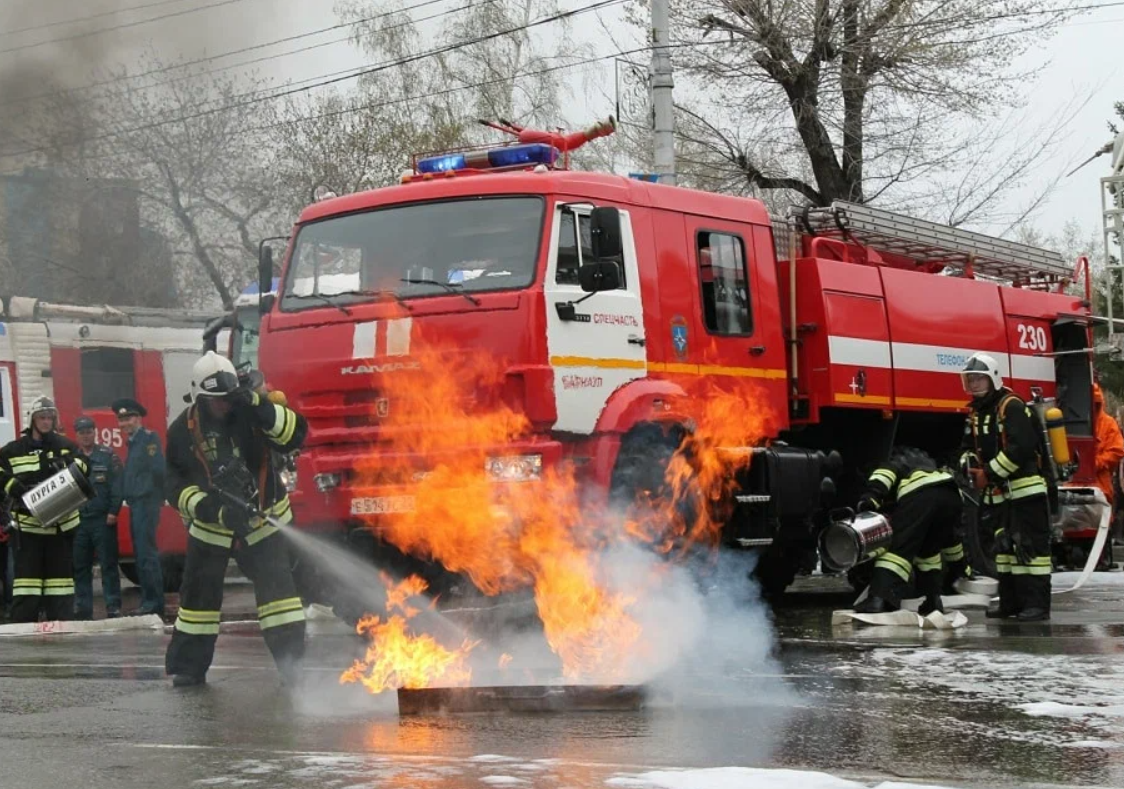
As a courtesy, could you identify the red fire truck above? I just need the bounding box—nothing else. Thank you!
[0,296,220,591]
[251,124,1104,602]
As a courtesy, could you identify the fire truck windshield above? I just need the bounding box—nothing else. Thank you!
[281,196,544,311]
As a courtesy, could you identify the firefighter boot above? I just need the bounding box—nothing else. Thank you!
[854,568,902,614]
[1015,574,1051,622]
[916,570,945,616]
[942,559,972,596]
[986,574,1021,619]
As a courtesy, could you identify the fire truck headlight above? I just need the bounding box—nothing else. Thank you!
[485,454,543,482]
[280,467,298,493]
[314,472,341,492]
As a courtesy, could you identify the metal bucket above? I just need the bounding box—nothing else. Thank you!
[22,463,95,528]
[820,510,894,573]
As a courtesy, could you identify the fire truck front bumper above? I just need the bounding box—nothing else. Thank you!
[286,440,566,529]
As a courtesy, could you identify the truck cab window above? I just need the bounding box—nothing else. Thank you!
[80,347,136,409]
[697,231,752,336]
[556,208,624,287]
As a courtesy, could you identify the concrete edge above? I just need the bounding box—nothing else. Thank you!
[0,614,165,637]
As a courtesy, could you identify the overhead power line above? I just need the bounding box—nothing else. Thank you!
[0,0,255,57]
[0,0,195,38]
[0,0,626,161]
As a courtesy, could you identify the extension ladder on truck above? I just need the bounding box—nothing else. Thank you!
[788,201,1070,286]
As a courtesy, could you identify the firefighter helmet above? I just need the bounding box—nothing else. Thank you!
[26,395,58,430]
[191,351,240,401]
[960,352,1003,392]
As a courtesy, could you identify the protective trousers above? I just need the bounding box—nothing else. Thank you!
[985,495,1052,615]
[869,485,962,605]
[129,497,165,614]
[11,530,75,623]
[165,524,306,680]
[73,516,122,618]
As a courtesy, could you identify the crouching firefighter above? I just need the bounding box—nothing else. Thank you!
[165,352,308,687]
[0,397,90,623]
[854,446,966,616]
[960,352,1053,622]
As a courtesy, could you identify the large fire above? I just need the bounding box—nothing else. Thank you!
[344,342,773,689]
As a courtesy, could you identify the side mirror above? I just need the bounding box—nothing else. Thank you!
[590,206,623,259]
[258,245,275,316]
[578,261,622,293]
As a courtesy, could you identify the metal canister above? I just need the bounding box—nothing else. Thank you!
[819,510,894,573]
[21,462,95,528]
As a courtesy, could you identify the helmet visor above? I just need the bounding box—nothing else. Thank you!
[197,370,240,397]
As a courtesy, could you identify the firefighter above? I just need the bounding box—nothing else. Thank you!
[0,396,90,623]
[72,416,125,620]
[853,446,965,615]
[164,351,307,688]
[960,352,1052,622]
[1092,384,1123,506]
[113,398,166,617]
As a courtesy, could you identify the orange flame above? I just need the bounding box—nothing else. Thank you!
[347,344,773,684]
[498,653,513,669]
[341,573,479,693]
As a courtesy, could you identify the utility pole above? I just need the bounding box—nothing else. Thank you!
[650,0,675,186]
[1103,131,1124,340]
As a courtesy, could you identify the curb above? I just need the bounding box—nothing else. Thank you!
[0,614,165,637]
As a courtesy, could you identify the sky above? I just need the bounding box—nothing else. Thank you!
[0,0,1117,247]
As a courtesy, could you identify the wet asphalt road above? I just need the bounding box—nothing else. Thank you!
[2,572,1124,789]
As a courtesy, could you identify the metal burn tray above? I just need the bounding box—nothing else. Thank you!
[397,684,647,715]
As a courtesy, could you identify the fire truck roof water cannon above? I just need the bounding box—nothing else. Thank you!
[247,114,1110,630]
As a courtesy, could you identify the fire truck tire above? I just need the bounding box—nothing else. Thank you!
[752,546,800,598]
[119,555,185,594]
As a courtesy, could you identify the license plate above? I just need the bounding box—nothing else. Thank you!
[350,495,416,515]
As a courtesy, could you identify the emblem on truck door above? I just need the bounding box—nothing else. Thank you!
[670,316,689,360]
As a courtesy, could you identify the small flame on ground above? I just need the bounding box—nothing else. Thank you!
[340,574,479,694]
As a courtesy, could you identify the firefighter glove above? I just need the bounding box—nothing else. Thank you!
[231,386,260,409]
[968,468,988,491]
[856,496,880,513]
[7,478,28,499]
[220,504,252,538]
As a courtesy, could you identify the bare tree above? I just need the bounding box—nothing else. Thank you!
[88,53,281,309]
[663,0,1081,217]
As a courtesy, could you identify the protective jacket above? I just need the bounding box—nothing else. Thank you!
[961,387,1047,505]
[1093,386,1123,504]
[166,393,305,547]
[81,444,123,519]
[0,431,89,533]
[863,448,955,510]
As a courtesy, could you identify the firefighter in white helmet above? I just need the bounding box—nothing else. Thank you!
[163,351,308,687]
[960,352,1052,621]
[0,396,90,623]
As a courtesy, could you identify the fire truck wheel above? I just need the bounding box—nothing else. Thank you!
[752,545,801,598]
[608,422,696,537]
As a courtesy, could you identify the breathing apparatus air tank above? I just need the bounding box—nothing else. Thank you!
[1045,406,1070,466]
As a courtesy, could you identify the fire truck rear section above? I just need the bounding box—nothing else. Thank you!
[252,152,1099,601]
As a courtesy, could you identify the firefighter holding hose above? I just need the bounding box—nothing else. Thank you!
[960,352,1052,622]
[164,351,308,687]
[853,446,966,615]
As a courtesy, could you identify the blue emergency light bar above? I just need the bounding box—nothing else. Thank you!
[415,143,560,174]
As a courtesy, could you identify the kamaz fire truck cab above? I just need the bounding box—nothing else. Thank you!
[252,121,1105,604]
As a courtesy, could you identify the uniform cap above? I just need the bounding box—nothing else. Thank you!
[74,416,96,431]
[111,398,147,418]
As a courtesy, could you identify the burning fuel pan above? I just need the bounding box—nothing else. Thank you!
[397,684,646,715]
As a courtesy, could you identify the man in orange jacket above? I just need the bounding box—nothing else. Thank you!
[1093,385,1124,505]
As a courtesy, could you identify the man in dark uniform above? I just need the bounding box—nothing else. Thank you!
[113,398,166,618]
[960,352,1052,622]
[854,446,967,615]
[0,396,90,622]
[72,415,124,620]
[165,352,307,688]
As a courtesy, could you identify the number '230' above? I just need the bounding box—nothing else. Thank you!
[1017,324,1048,352]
